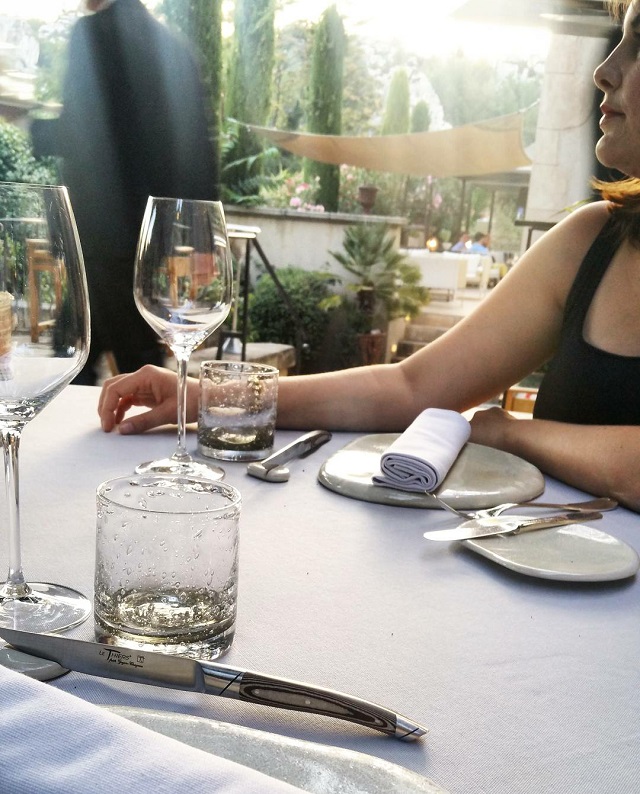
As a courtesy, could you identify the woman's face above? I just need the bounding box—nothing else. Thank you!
[594,1,640,176]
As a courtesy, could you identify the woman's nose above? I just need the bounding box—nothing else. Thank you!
[594,48,620,91]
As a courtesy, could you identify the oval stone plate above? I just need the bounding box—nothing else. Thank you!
[318,435,544,510]
[108,707,448,794]
[463,522,640,582]
[0,645,69,680]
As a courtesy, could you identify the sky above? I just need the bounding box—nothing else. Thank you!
[0,0,551,62]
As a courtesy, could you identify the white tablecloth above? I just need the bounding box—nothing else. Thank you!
[5,386,640,794]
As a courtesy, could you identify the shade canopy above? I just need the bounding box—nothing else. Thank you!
[248,111,531,179]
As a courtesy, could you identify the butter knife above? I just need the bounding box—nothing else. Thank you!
[0,628,427,742]
[247,429,332,482]
[423,510,603,542]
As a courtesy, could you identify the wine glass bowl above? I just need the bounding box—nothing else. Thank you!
[0,181,91,632]
[133,197,233,479]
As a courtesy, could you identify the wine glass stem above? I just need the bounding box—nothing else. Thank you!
[173,352,190,463]
[0,427,30,599]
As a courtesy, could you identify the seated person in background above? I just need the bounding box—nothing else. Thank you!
[97,0,640,512]
[469,232,491,255]
[450,232,471,252]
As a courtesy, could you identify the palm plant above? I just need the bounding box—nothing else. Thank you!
[329,223,428,332]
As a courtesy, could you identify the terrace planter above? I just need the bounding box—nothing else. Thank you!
[357,331,387,365]
[357,184,378,214]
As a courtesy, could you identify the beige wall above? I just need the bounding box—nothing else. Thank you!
[225,206,406,286]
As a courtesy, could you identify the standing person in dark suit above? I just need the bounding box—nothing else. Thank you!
[32,0,219,384]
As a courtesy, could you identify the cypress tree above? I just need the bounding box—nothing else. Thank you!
[408,100,432,225]
[160,0,223,195]
[305,5,346,212]
[382,69,410,135]
[380,69,411,214]
[224,0,276,197]
[411,100,431,133]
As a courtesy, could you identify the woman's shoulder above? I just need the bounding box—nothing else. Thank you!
[507,201,613,306]
[528,201,612,269]
[554,200,612,237]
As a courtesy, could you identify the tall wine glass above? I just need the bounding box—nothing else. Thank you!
[0,182,90,631]
[134,197,232,479]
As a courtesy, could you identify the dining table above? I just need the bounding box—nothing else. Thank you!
[3,384,640,793]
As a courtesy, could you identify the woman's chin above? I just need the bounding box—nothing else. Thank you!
[595,142,626,174]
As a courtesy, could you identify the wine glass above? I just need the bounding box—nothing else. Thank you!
[133,197,232,479]
[0,181,90,632]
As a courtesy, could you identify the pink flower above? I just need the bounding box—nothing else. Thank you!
[289,197,302,208]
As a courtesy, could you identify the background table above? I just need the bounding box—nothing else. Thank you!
[8,386,640,794]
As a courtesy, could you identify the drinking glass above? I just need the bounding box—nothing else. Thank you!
[0,181,90,631]
[134,197,232,479]
[94,475,241,659]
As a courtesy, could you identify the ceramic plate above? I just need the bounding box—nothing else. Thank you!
[318,435,544,510]
[0,645,68,680]
[463,523,640,581]
[108,707,447,794]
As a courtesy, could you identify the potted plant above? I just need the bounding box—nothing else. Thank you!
[357,184,379,214]
[329,223,429,363]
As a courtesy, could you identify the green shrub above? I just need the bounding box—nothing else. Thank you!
[0,120,58,184]
[248,266,357,372]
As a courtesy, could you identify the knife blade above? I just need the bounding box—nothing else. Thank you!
[0,628,427,742]
[423,510,603,542]
[255,430,332,471]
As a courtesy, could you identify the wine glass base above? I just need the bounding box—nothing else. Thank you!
[0,582,91,633]
[135,457,225,480]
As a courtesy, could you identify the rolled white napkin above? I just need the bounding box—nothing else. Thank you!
[373,408,471,492]
[0,663,303,794]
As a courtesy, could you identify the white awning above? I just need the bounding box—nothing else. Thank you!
[247,111,531,179]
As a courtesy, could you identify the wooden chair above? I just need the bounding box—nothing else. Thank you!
[104,352,119,377]
[167,246,218,306]
[26,238,64,343]
[502,385,539,414]
[167,246,195,306]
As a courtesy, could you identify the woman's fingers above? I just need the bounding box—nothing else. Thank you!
[98,365,178,432]
[116,402,178,435]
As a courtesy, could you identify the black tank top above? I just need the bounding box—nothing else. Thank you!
[533,217,640,425]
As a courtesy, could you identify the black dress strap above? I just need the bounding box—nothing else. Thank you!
[561,215,619,333]
[533,216,640,425]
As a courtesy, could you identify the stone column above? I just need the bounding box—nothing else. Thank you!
[524,33,609,247]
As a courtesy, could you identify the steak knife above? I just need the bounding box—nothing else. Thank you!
[0,628,427,742]
[423,510,603,542]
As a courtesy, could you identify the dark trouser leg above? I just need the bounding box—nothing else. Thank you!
[76,253,165,384]
[107,260,165,374]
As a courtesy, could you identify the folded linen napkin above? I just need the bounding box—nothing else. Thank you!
[373,408,471,492]
[0,663,303,794]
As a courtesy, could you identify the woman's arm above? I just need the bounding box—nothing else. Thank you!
[469,408,640,512]
[98,202,609,432]
[276,202,612,429]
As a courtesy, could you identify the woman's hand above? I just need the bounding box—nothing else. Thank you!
[98,365,198,434]
[468,406,517,448]
[469,406,640,512]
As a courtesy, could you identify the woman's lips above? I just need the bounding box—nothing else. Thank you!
[600,104,624,125]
